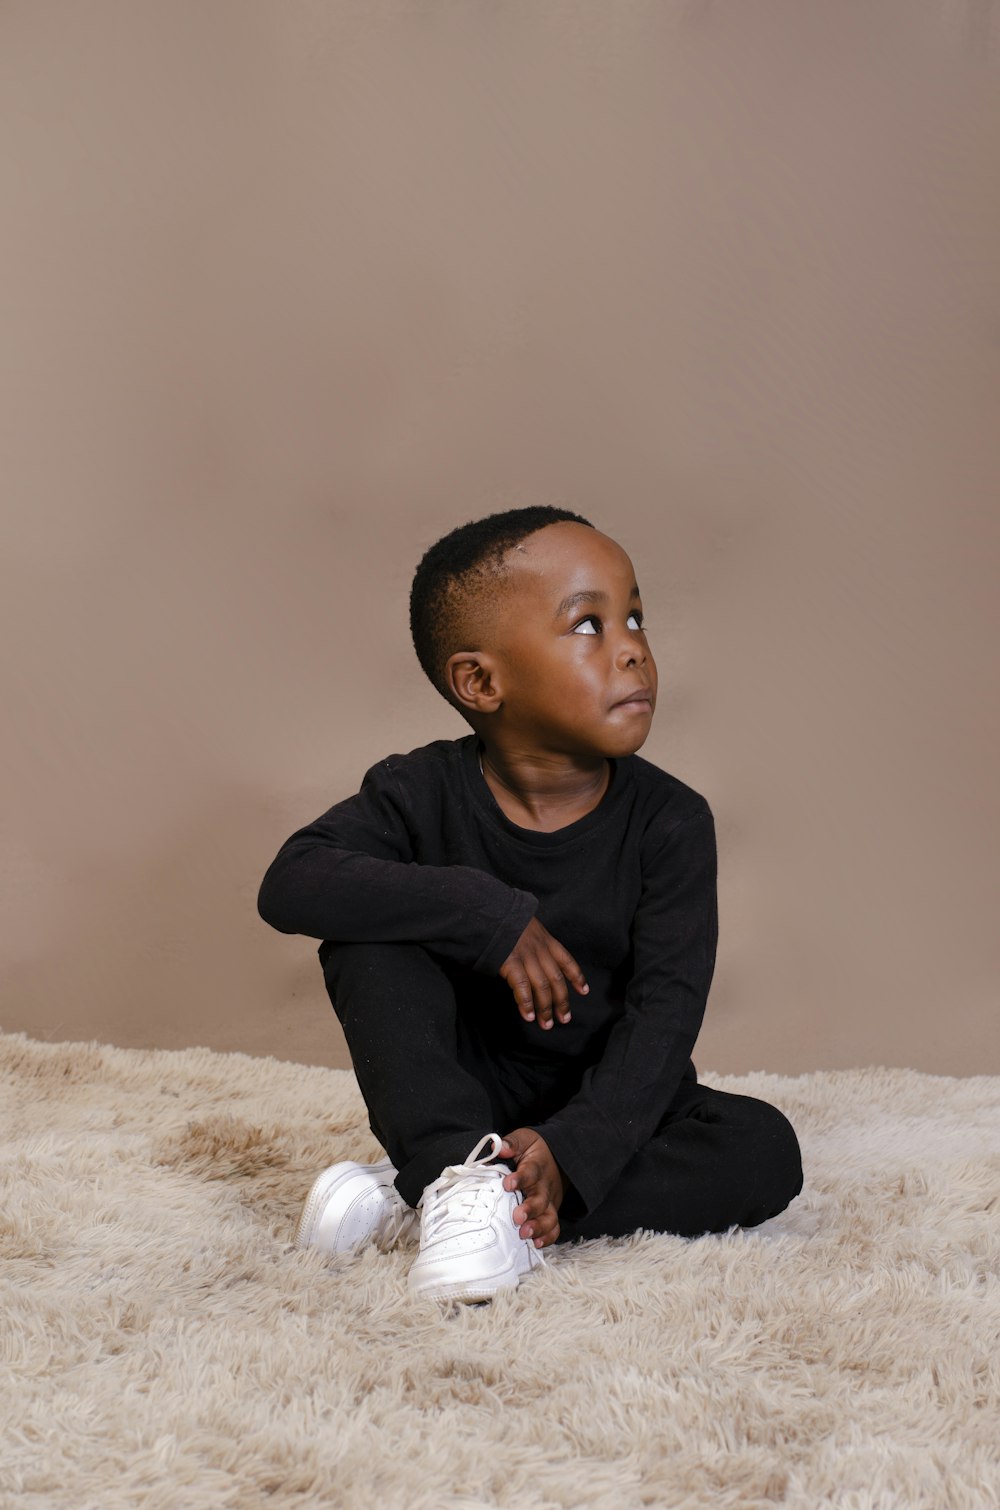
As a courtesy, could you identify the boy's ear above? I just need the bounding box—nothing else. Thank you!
[444,650,503,715]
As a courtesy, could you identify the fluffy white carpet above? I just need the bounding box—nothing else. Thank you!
[2,1031,998,1509]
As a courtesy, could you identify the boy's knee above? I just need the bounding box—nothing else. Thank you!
[745,1096,804,1213]
[769,1101,802,1175]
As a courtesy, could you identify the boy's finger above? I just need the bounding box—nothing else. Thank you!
[511,1188,536,1218]
[514,1205,548,1232]
[513,1194,550,1226]
[499,1138,528,1175]
[510,1165,543,1203]
[509,1183,538,1216]
[505,970,536,1022]
[519,1207,559,1243]
[543,958,572,1024]
[554,945,589,995]
[524,963,554,1026]
[531,988,555,1029]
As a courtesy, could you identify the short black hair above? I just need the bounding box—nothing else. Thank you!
[410,504,593,707]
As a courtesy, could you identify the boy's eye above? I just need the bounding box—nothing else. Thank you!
[571,611,645,636]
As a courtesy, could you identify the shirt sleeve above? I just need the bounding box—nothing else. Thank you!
[256,757,538,975]
[529,808,719,1215]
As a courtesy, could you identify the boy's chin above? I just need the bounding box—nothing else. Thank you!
[598,725,654,759]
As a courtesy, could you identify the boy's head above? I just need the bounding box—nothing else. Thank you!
[410,505,657,759]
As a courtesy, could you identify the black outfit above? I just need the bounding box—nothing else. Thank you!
[257,735,803,1239]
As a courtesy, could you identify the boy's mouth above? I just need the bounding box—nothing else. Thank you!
[610,688,653,710]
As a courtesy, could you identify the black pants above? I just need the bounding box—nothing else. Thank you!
[320,941,804,1242]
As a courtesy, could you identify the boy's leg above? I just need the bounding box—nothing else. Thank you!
[556,1081,804,1242]
[319,940,515,1207]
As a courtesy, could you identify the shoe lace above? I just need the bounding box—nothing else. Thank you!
[376,1191,420,1250]
[419,1132,509,1244]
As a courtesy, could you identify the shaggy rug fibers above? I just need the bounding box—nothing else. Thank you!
[1,1032,998,1509]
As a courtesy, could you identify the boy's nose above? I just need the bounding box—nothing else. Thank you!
[616,636,645,669]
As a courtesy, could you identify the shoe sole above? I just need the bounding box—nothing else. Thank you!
[408,1249,544,1304]
[294,1158,396,1252]
[411,1278,514,1304]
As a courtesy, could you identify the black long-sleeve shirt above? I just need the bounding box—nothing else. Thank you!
[257,733,718,1213]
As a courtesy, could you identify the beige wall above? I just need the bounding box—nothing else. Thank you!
[2,2,998,1076]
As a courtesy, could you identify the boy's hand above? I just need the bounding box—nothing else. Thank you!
[498,1128,565,1248]
[498,917,588,1029]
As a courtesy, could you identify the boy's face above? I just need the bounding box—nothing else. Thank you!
[483,521,658,758]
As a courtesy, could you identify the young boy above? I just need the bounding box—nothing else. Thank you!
[257,506,803,1303]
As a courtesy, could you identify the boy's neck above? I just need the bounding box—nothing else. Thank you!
[477,741,611,833]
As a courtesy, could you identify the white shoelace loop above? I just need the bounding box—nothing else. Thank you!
[420,1132,507,1243]
[380,1195,419,1248]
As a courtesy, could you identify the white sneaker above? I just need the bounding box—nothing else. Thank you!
[294,1157,419,1256]
[407,1132,546,1304]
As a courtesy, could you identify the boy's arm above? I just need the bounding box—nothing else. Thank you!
[256,757,537,975]
[528,809,719,1217]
